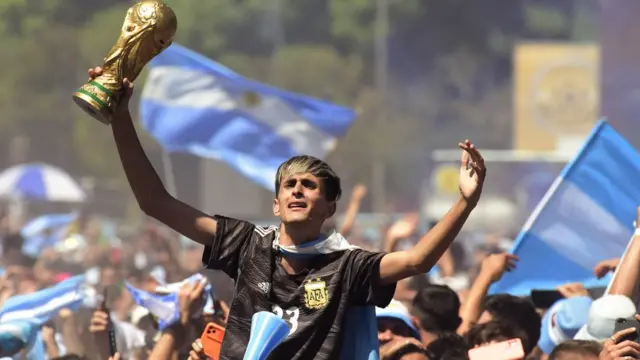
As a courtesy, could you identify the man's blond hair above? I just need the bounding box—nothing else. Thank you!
[275,155,342,201]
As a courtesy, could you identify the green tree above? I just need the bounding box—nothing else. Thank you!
[0,0,598,213]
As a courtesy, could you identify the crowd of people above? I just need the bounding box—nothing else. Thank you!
[2,183,639,360]
[0,68,638,360]
[1,171,639,360]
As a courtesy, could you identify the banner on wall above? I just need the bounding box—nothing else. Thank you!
[513,43,600,153]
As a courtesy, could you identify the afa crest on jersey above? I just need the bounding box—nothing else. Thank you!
[303,278,328,309]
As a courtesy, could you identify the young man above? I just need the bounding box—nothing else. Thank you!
[89,68,486,359]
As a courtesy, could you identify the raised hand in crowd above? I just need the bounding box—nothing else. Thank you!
[557,282,590,298]
[89,308,110,334]
[178,280,207,326]
[89,305,113,360]
[458,139,486,206]
[386,213,420,243]
[600,320,640,360]
[458,252,518,334]
[480,253,518,283]
[41,321,60,359]
[336,183,368,237]
[188,338,208,360]
[58,308,86,357]
[594,258,621,279]
[145,281,208,360]
[351,184,368,202]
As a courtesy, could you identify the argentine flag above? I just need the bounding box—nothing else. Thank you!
[0,275,86,325]
[492,120,640,295]
[140,43,358,189]
[0,276,86,359]
[125,273,211,331]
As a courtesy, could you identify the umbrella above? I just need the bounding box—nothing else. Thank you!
[0,163,86,202]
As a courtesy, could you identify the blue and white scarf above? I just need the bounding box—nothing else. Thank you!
[274,230,357,257]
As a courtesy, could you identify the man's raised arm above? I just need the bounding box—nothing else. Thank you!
[379,140,486,284]
[94,68,216,246]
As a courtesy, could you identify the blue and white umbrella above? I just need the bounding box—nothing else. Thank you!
[0,163,86,202]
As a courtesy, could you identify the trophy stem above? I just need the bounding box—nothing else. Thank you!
[72,81,116,125]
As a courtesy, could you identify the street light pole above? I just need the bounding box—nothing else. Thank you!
[372,0,389,212]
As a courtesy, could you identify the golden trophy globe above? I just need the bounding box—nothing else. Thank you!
[72,0,177,124]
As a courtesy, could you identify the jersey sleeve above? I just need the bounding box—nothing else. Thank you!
[344,248,396,307]
[201,215,255,279]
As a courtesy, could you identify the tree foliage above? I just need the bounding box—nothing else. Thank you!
[0,0,597,204]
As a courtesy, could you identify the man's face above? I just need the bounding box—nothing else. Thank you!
[273,173,334,225]
[378,317,415,345]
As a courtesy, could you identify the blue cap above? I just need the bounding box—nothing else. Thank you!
[538,296,592,354]
[375,300,421,340]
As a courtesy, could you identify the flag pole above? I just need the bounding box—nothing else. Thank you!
[162,151,178,197]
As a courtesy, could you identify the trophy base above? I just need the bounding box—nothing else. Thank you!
[72,81,117,125]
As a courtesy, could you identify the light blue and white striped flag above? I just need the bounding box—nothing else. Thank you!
[0,275,86,325]
[20,212,78,257]
[140,43,358,189]
[0,276,86,359]
[125,273,211,331]
[492,120,640,295]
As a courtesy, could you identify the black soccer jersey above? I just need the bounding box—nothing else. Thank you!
[202,215,396,360]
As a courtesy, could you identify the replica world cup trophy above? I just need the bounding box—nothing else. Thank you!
[72,0,177,124]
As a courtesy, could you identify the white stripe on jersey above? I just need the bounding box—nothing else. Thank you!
[254,225,278,237]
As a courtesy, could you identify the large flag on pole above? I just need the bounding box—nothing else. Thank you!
[140,44,358,189]
[492,120,640,295]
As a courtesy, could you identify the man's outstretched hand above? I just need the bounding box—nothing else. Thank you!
[458,139,486,207]
[87,67,133,115]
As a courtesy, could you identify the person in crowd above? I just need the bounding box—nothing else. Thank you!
[547,340,601,360]
[472,294,540,353]
[377,300,422,345]
[537,295,592,357]
[457,252,519,335]
[379,338,429,360]
[574,295,637,341]
[465,319,530,353]
[84,66,487,359]
[423,332,469,360]
[410,284,462,345]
